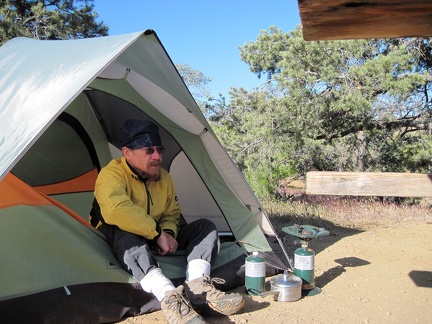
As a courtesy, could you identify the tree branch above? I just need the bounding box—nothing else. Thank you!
[316,116,428,140]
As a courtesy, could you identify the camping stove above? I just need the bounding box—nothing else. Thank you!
[282,224,329,296]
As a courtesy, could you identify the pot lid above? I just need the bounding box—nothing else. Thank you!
[271,272,302,288]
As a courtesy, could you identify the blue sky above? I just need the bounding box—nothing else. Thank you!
[94,1,301,99]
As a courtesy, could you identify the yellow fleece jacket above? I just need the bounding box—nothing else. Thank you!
[94,156,180,240]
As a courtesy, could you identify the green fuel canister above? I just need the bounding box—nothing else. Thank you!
[245,252,266,295]
[294,242,315,290]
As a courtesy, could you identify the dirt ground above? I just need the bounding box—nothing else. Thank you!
[119,218,432,324]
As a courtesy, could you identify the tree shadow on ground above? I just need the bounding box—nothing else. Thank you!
[409,270,432,288]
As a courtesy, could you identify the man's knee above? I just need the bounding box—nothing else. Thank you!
[192,218,217,232]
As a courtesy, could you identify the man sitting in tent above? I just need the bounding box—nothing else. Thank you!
[90,119,244,323]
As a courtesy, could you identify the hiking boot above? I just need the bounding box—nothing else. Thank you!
[161,285,207,324]
[184,276,245,316]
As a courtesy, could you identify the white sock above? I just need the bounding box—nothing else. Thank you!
[186,259,211,281]
[139,268,175,301]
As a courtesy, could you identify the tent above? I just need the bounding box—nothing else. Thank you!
[0,30,287,322]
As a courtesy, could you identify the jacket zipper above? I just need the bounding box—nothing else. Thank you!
[145,182,153,215]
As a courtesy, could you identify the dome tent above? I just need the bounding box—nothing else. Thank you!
[0,30,286,322]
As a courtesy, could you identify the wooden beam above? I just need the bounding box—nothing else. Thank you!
[298,0,432,40]
[306,171,432,197]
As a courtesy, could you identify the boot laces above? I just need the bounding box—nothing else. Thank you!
[166,291,193,316]
[202,276,226,298]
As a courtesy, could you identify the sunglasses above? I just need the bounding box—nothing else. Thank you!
[140,147,166,154]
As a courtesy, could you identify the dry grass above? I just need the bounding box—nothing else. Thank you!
[262,194,432,237]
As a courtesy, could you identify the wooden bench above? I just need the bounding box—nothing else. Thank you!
[306,172,432,197]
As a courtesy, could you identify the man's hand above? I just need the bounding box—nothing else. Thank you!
[156,230,178,255]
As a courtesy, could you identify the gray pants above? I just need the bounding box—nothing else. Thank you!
[98,219,220,281]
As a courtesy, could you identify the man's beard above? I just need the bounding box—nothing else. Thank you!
[139,161,161,181]
[147,170,161,181]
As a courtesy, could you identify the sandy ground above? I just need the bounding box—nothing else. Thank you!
[120,220,432,324]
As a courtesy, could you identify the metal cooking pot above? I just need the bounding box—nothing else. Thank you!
[260,271,302,302]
